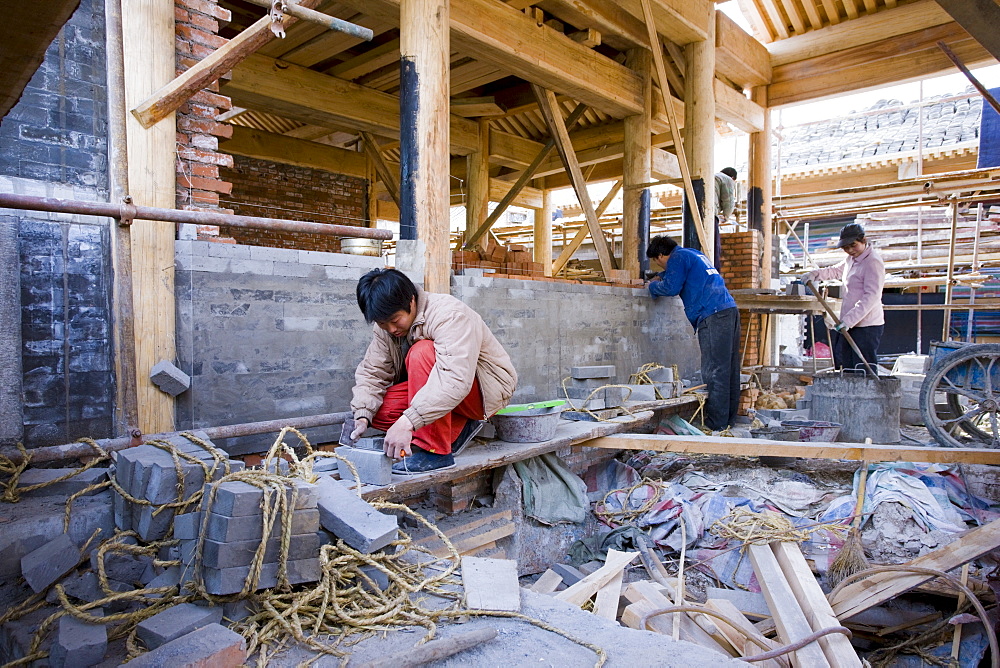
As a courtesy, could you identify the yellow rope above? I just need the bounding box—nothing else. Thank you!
[709,507,846,548]
[559,376,637,422]
[594,478,663,527]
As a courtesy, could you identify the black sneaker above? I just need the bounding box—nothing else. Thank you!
[450,419,485,457]
[391,445,456,475]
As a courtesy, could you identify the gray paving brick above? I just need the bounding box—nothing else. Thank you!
[181,532,321,569]
[123,623,246,668]
[315,477,397,553]
[49,607,106,668]
[204,508,320,543]
[201,479,317,517]
[172,512,202,540]
[143,567,181,599]
[136,602,223,650]
[571,365,615,379]
[21,534,80,593]
[202,558,321,596]
[149,360,190,397]
[337,447,392,486]
[15,467,109,498]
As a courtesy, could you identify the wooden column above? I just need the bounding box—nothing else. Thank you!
[683,16,716,264]
[623,48,652,278]
[122,0,176,433]
[399,0,450,293]
[465,119,490,248]
[750,86,773,289]
[534,187,553,275]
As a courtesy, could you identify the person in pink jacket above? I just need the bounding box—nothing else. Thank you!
[802,223,885,371]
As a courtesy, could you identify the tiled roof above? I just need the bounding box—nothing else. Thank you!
[778,88,982,169]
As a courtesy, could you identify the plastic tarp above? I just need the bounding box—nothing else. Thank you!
[512,453,589,526]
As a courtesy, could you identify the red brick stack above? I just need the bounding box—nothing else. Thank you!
[450,240,545,278]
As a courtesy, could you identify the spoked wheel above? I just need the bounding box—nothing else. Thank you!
[920,344,1000,448]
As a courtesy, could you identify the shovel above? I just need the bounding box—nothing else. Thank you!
[805,280,877,376]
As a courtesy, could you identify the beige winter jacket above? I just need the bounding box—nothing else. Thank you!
[350,288,518,430]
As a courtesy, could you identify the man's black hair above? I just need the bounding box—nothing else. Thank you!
[356,268,418,324]
[646,235,678,259]
[721,167,737,180]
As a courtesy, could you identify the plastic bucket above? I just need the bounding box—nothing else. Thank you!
[492,408,562,443]
[780,420,841,442]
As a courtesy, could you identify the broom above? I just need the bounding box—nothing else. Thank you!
[828,454,872,588]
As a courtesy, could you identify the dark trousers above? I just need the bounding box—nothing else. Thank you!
[831,325,883,372]
[697,307,742,430]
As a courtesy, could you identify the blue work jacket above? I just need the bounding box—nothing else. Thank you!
[648,247,736,328]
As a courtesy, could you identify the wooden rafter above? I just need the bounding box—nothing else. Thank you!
[819,0,840,24]
[759,0,791,39]
[778,0,807,34]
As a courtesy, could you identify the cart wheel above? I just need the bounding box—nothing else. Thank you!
[920,344,1000,448]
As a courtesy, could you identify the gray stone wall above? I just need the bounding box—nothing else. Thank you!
[0,0,114,447]
[175,241,699,455]
[451,275,700,400]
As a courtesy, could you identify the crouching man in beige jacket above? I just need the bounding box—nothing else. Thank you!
[348,268,518,474]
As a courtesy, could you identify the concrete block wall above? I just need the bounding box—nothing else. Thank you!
[219,156,368,252]
[0,0,116,447]
[720,230,763,366]
[174,241,385,454]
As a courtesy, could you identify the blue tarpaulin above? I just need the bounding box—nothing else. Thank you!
[977,87,1000,168]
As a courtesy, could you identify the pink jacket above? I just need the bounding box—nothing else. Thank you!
[805,245,885,329]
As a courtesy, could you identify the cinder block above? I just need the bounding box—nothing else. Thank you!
[570,365,615,379]
[337,448,392,486]
[201,479,317,517]
[21,534,80,593]
[136,603,223,650]
[123,623,246,668]
[49,608,106,668]
[149,360,191,397]
[202,558,321,596]
[15,468,109,498]
[315,477,397,553]
[204,508,320,543]
[181,532,320,569]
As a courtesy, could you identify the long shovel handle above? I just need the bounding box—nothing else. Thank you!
[806,280,878,376]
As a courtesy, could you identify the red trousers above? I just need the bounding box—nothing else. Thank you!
[370,340,484,454]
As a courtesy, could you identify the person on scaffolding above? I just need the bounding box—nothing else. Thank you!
[801,222,885,372]
[347,268,518,474]
[646,235,740,432]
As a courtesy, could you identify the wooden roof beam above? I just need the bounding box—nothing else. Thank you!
[933,0,1000,63]
[767,0,953,67]
[715,10,772,87]
[221,126,367,177]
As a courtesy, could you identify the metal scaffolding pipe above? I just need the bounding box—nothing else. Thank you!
[0,412,351,464]
[0,193,393,240]
[243,0,374,40]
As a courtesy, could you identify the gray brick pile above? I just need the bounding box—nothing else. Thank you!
[177,479,322,596]
[111,433,243,541]
[563,365,626,409]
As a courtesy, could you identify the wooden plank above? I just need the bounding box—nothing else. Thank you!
[771,542,861,668]
[123,0,176,434]
[715,78,766,133]
[767,0,952,66]
[555,550,638,606]
[446,524,516,557]
[593,549,628,620]
[831,516,1000,621]
[1,0,79,118]
[934,0,1000,63]
[747,543,831,668]
[223,54,480,155]
[715,10,772,88]
[533,85,617,275]
[582,433,1000,466]
[530,569,563,594]
[704,599,787,668]
[451,97,505,117]
[221,126,367,178]
[462,556,521,611]
[621,582,733,654]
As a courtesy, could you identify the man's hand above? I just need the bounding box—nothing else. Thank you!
[384,415,414,460]
[349,417,368,442]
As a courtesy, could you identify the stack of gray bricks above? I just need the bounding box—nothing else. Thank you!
[175,479,322,596]
[562,365,626,409]
[111,432,244,541]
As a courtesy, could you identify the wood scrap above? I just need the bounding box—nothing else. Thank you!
[530,569,563,594]
[555,549,638,607]
[620,582,733,656]
[593,566,626,621]
[704,598,789,668]
[355,628,498,668]
[462,556,521,612]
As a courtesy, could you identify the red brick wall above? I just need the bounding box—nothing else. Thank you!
[720,230,763,366]
[219,155,369,252]
[174,0,235,239]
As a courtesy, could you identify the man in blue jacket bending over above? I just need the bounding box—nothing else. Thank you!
[646,235,741,431]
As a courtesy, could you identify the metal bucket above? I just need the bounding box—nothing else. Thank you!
[492,408,562,443]
[810,371,900,443]
[781,420,842,442]
[340,237,383,256]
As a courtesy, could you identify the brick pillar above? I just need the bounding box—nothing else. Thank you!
[174,0,235,241]
[719,230,762,366]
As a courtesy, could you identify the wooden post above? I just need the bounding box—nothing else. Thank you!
[365,150,378,227]
[534,187,553,275]
[465,119,490,248]
[750,86,773,289]
[399,0,450,293]
[122,0,177,434]
[683,13,716,264]
[623,48,652,278]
